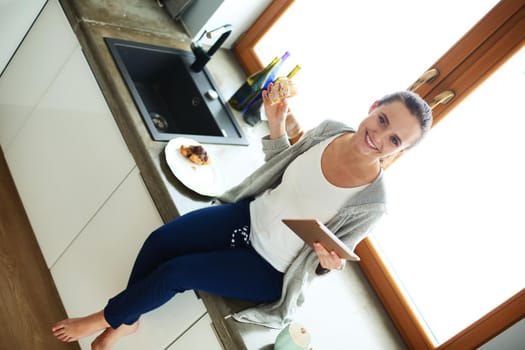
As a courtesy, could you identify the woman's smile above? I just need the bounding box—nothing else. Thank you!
[365,131,379,151]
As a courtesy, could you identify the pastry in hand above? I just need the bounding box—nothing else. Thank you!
[180,144,210,165]
[268,78,298,105]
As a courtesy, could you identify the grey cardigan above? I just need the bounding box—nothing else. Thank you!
[217,119,387,329]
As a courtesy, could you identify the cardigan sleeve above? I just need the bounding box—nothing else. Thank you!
[261,134,291,161]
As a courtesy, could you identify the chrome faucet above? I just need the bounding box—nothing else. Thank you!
[190,24,233,72]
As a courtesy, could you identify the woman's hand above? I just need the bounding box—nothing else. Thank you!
[313,242,346,270]
[262,83,288,140]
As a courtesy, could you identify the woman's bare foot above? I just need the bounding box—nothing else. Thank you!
[91,321,139,350]
[52,310,110,342]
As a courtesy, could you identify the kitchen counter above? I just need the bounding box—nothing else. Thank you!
[58,0,278,348]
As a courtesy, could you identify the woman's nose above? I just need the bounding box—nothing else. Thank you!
[375,129,389,145]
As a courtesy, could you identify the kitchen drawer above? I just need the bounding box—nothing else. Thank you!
[166,314,223,350]
[51,168,207,350]
[0,0,77,150]
[6,45,135,267]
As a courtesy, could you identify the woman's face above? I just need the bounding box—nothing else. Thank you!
[354,100,422,160]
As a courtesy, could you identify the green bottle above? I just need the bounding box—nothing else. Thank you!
[229,56,280,111]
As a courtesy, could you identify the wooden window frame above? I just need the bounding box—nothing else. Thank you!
[232,1,525,349]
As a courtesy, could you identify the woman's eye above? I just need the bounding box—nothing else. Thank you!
[379,115,386,125]
[391,136,400,146]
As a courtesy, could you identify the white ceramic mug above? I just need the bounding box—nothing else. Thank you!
[274,322,311,350]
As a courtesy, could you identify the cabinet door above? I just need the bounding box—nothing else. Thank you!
[51,168,207,350]
[0,0,77,150]
[5,45,135,267]
[0,0,47,71]
[166,314,223,350]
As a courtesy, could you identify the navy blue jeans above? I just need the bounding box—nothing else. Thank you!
[103,199,283,328]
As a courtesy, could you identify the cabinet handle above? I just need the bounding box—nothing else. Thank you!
[408,68,440,91]
[429,90,456,109]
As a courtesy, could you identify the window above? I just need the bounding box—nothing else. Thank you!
[372,45,525,343]
[233,1,525,348]
[249,0,497,130]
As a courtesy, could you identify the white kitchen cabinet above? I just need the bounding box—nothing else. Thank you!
[0,0,77,150]
[51,168,207,350]
[2,2,214,349]
[0,0,47,72]
[5,43,135,267]
[1,0,135,267]
[166,314,223,350]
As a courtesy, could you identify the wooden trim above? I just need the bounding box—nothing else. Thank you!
[232,0,295,73]
[356,239,435,350]
[415,0,525,100]
[358,235,525,350]
[426,2,525,126]
[437,289,525,350]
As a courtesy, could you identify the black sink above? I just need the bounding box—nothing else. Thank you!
[105,38,248,145]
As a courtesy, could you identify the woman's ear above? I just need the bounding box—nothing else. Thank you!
[368,101,380,114]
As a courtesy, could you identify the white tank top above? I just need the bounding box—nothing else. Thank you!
[250,134,367,272]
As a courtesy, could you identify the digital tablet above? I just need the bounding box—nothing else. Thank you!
[282,219,360,261]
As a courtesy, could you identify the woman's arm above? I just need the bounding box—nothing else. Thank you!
[259,84,293,162]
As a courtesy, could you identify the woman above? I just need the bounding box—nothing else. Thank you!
[52,88,432,349]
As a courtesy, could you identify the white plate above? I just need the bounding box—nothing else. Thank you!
[164,137,223,196]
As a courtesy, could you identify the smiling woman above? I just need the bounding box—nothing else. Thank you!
[233,0,524,348]
[51,87,432,350]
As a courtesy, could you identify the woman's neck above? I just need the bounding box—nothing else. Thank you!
[340,133,381,171]
[322,133,381,188]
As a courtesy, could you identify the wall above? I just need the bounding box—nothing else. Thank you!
[478,318,525,350]
[179,0,223,38]
[180,0,271,48]
[0,0,46,74]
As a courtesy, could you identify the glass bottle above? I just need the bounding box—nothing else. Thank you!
[241,52,290,124]
[228,56,280,111]
[264,51,290,90]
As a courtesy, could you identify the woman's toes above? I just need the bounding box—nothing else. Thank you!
[51,312,109,343]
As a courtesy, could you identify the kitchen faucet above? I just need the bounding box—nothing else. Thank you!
[190,24,233,72]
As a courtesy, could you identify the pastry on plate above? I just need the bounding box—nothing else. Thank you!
[180,144,210,165]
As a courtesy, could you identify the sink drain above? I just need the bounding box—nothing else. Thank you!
[191,96,201,106]
[150,112,169,131]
